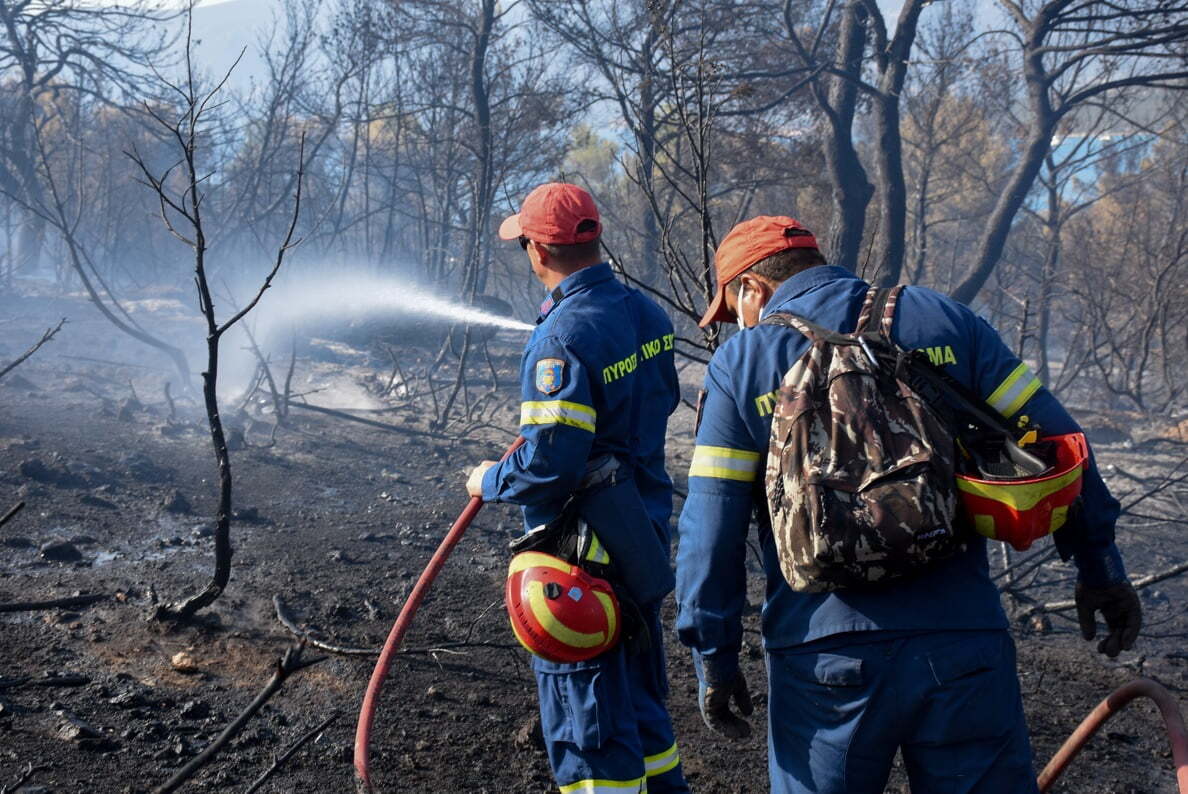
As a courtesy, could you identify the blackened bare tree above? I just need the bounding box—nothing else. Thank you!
[782,0,874,273]
[3,111,196,387]
[952,0,1188,304]
[0,0,176,274]
[128,14,304,622]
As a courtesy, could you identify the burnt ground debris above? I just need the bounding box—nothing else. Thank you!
[1,290,1187,793]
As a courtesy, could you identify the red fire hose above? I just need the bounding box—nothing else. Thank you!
[353,436,524,793]
[1038,677,1188,793]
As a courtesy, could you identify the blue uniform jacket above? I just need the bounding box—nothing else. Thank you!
[482,262,680,537]
[676,265,1127,682]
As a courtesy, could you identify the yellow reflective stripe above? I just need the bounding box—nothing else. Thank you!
[584,532,611,565]
[689,445,761,482]
[559,778,647,794]
[593,589,617,642]
[956,465,1083,512]
[644,742,680,777]
[526,580,607,649]
[508,550,571,577]
[986,363,1043,417]
[521,400,597,433]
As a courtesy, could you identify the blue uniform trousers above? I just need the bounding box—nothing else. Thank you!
[534,608,688,793]
[767,630,1037,794]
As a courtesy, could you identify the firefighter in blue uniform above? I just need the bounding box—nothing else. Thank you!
[467,183,688,794]
[675,215,1142,793]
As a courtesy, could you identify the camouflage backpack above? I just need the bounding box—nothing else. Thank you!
[763,286,966,592]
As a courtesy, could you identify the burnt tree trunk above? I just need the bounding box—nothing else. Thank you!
[867,0,926,287]
[819,1,873,271]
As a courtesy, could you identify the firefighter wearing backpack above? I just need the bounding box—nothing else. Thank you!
[675,215,1142,794]
[466,183,689,793]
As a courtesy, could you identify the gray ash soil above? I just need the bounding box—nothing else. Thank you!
[2,292,1186,793]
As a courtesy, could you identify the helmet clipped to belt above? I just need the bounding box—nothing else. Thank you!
[505,551,621,663]
[956,431,1089,551]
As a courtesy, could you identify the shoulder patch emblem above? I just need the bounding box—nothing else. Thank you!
[535,358,565,395]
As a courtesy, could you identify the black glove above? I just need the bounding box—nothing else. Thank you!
[698,672,754,739]
[1075,581,1142,658]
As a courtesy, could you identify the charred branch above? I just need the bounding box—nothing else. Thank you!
[1,763,48,794]
[0,317,65,381]
[0,674,90,689]
[273,594,517,658]
[287,401,447,440]
[151,643,326,794]
[0,501,25,530]
[1013,560,1188,622]
[0,593,107,613]
[243,712,341,794]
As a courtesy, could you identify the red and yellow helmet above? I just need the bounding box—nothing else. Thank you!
[957,432,1089,551]
[505,551,620,663]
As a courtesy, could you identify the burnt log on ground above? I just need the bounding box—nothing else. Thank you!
[0,594,107,613]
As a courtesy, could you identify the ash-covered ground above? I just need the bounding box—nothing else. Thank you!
[2,287,1186,793]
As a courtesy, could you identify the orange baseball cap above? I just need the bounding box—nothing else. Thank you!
[699,215,819,327]
[499,183,602,245]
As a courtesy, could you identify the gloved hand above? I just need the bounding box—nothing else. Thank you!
[698,671,753,739]
[1075,581,1142,658]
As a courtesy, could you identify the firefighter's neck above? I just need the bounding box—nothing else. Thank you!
[530,246,599,291]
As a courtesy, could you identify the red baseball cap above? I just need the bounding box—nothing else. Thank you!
[699,215,819,327]
[499,183,602,245]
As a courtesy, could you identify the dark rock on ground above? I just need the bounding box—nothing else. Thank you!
[120,452,173,484]
[19,457,83,487]
[225,426,246,451]
[2,373,38,390]
[79,493,117,509]
[178,700,209,720]
[233,506,263,522]
[116,398,142,422]
[39,539,82,562]
[109,691,151,710]
[55,710,104,744]
[514,714,544,752]
[161,489,191,515]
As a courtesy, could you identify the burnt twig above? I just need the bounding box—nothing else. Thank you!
[152,643,326,794]
[243,712,340,794]
[273,595,516,658]
[0,593,107,613]
[164,381,177,422]
[0,674,89,689]
[273,594,381,657]
[0,318,65,381]
[281,333,297,420]
[1015,560,1188,621]
[1,762,47,794]
[0,501,25,530]
[287,402,446,440]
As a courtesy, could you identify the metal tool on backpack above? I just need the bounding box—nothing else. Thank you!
[761,286,966,592]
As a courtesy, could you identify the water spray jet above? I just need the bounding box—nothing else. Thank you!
[258,272,535,337]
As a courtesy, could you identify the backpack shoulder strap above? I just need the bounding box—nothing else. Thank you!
[878,285,905,339]
[854,285,905,341]
[853,287,881,334]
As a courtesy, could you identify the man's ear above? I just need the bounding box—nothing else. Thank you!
[739,272,772,305]
[530,240,551,269]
